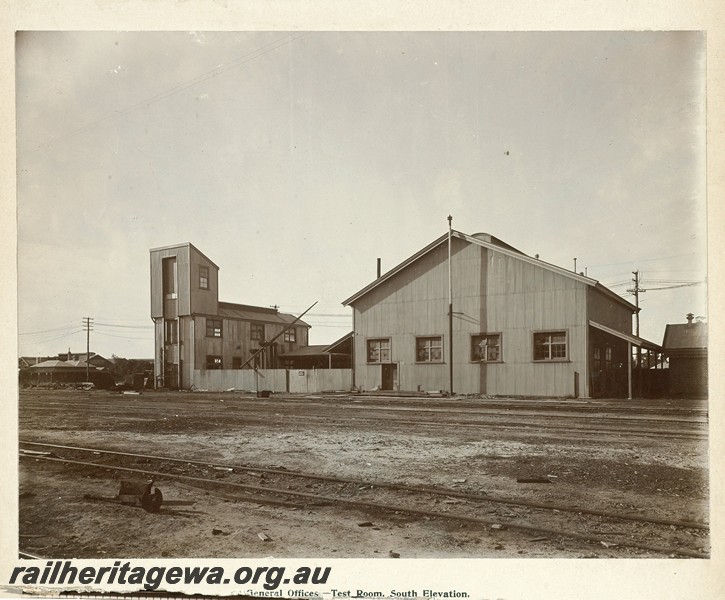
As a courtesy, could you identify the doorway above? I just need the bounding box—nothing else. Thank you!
[381,363,397,391]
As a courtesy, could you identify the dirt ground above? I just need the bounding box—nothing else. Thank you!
[17,389,708,559]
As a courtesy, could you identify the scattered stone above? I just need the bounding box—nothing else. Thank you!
[358,522,374,527]
[389,551,400,558]
[490,524,505,531]
[212,528,229,536]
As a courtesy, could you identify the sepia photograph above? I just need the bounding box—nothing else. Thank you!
[5,9,721,598]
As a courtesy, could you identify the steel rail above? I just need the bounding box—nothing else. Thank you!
[21,454,708,559]
[20,440,709,531]
[19,405,707,438]
[19,396,708,421]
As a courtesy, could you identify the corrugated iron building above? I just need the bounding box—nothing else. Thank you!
[343,231,659,398]
[150,243,309,389]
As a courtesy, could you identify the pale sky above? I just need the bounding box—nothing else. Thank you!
[16,31,706,359]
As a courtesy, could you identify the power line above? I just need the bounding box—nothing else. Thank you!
[95,331,153,340]
[30,33,307,154]
[19,324,79,336]
[21,328,84,346]
[95,322,154,329]
[588,252,696,269]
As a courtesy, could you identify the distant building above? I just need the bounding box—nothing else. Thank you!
[18,351,112,371]
[22,359,114,388]
[150,243,310,389]
[343,230,660,398]
[662,313,708,397]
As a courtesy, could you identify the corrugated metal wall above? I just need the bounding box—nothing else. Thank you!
[288,369,352,393]
[352,239,589,397]
[191,369,352,393]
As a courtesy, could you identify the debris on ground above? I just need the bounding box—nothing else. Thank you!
[516,477,552,484]
[490,523,505,530]
[358,522,374,527]
[20,449,55,457]
[257,532,272,542]
[389,551,400,558]
[212,528,229,536]
[84,479,163,513]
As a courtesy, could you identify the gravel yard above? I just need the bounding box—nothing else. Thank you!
[18,389,708,559]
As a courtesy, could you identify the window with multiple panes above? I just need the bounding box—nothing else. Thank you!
[593,347,601,371]
[199,266,209,289]
[284,328,296,343]
[471,333,502,362]
[416,336,443,363]
[367,338,391,363]
[533,331,567,361]
[605,346,612,370]
[206,355,223,369]
[164,319,178,344]
[251,323,264,341]
[206,318,223,338]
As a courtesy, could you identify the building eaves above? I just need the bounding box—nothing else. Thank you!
[342,233,449,306]
[324,331,353,354]
[589,320,661,351]
[343,230,637,313]
[280,345,330,358]
[662,323,708,350]
[216,302,310,328]
[149,242,220,270]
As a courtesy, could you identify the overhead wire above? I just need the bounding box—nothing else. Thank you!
[30,32,308,154]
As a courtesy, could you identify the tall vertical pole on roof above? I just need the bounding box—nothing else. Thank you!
[447,215,453,397]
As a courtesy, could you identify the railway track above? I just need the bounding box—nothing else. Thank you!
[20,440,709,559]
[19,397,707,442]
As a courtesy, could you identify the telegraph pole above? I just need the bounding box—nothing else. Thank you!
[626,271,645,397]
[627,270,645,337]
[82,317,94,381]
[447,215,453,397]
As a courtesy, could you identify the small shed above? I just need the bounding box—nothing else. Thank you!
[662,314,708,398]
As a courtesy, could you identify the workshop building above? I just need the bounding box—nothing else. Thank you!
[343,231,660,398]
[150,243,309,389]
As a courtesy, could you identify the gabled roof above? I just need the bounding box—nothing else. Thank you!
[28,360,92,370]
[217,302,310,327]
[662,322,708,350]
[149,242,220,270]
[342,230,637,312]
